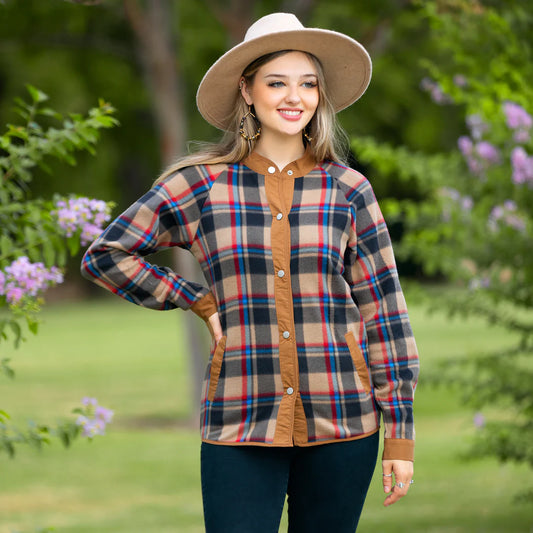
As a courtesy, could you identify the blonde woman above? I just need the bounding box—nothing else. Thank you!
[82,13,419,533]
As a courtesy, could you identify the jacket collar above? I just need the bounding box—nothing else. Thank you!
[243,146,317,178]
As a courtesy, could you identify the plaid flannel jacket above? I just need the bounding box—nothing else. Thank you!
[81,150,419,461]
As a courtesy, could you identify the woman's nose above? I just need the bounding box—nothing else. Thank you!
[285,84,301,103]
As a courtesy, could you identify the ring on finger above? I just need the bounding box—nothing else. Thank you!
[382,473,392,477]
[396,481,406,489]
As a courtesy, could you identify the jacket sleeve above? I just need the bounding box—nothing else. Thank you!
[344,175,419,461]
[80,167,218,321]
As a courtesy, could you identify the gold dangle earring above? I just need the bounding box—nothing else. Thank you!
[303,123,313,142]
[239,105,261,141]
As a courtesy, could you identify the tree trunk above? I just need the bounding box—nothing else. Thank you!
[204,0,254,45]
[123,0,207,426]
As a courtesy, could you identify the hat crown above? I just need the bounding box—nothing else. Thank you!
[244,13,304,42]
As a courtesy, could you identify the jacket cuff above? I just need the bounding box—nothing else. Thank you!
[383,438,415,462]
[190,292,218,321]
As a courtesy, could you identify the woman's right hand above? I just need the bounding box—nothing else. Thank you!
[207,312,223,344]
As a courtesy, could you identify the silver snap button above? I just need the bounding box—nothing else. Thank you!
[287,170,294,176]
[267,166,276,174]
[276,213,283,220]
[286,387,294,395]
[282,331,290,339]
[277,270,285,278]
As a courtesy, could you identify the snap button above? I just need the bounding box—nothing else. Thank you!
[286,387,294,395]
[276,213,283,220]
[282,331,290,339]
[267,166,276,174]
[287,170,294,176]
[277,270,285,278]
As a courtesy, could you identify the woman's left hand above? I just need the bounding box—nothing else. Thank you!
[381,459,413,507]
[207,312,223,344]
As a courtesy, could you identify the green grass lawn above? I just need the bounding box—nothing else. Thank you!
[1,292,532,532]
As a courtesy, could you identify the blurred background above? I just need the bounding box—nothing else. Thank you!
[1,0,532,532]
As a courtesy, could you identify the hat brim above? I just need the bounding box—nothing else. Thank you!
[196,28,372,131]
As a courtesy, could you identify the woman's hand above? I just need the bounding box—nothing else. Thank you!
[207,312,223,344]
[382,459,414,507]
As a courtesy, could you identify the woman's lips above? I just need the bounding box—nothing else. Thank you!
[277,109,303,121]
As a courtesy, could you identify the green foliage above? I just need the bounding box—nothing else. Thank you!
[1,84,118,200]
[0,85,117,338]
[352,0,533,498]
[1,85,118,457]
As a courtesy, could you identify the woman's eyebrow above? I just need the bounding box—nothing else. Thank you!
[263,73,318,78]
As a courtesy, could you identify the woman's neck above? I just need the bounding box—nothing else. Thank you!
[253,134,306,171]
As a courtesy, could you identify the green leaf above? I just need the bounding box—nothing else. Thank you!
[67,234,80,256]
[1,438,16,458]
[9,321,23,349]
[0,235,12,257]
[42,239,56,267]
[1,358,15,379]
[7,124,29,141]
[49,234,68,267]
[37,107,63,120]
[27,318,39,336]
[26,84,49,104]
[28,245,41,263]
[0,410,11,421]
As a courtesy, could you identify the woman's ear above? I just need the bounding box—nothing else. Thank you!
[240,78,253,106]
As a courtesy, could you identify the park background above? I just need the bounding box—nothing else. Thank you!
[1,0,532,532]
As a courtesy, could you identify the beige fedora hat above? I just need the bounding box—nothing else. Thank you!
[196,12,372,131]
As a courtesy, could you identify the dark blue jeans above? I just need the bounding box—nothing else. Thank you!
[201,432,379,533]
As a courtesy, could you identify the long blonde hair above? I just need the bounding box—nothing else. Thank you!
[155,50,349,184]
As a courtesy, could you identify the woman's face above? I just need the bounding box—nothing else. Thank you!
[241,51,319,141]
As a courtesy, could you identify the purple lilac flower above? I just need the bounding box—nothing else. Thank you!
[513,129,530,143]
[504,102,532,143]
[439,187,473,221]
[511,146,533,186]
[458,136,501,177]
[440,187,461,201]
[53,197,112,246]
[458,136,473,155]
[76,398,114,438]
[476,141,500,164]
[466,114,488,140]
[461,196,473,210]
[420,77,453,105]
[0,256,64,305]
[82,397,98,407]
[453,74,468,87]
[469,278,490,291]
[503,102,532,129]
[488,201,526,233]
[473,412,485,428]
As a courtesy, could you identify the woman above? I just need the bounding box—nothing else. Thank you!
[81,12,419,533]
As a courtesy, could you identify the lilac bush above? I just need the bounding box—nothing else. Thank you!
[351,1,533,499]
[1,85,118,457]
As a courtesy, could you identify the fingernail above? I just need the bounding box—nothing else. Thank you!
[384,487,390,493]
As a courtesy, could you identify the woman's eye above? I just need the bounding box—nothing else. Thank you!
[268,81,284,88]
[303,81,317,88]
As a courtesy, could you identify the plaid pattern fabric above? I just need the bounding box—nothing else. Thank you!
[81,150,419,460]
